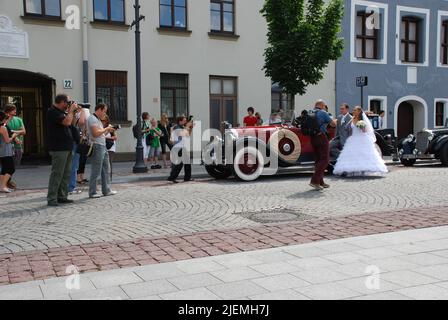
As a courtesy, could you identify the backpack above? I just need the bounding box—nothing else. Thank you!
[145,130,154,146]
[299,111,321,137]
[132,123,140,140]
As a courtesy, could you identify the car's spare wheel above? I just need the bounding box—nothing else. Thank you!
[269,129,302,164]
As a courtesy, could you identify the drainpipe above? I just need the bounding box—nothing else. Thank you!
[82,0,89,102]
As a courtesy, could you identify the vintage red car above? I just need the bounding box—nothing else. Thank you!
[202,111,336,182]
[202,111,395,181]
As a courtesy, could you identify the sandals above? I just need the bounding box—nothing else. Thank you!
[0,188,12,194]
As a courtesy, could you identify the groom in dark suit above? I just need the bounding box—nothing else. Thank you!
[330,103,353,159]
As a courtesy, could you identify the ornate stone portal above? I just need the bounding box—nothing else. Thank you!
[0,15,29,59]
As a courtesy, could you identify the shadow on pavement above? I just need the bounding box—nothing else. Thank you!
[287,190,327,199]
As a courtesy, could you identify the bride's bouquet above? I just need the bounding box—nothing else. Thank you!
[356,120,367,130]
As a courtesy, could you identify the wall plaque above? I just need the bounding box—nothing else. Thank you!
[0,15,29,59]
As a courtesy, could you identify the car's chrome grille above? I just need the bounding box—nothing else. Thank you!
[416,132,430,153]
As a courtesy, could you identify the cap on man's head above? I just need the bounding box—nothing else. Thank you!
[315,99,327,108]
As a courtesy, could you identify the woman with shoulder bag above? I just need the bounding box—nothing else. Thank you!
[68,107,84,195]
[76,109,90,185]
[158,113,173,168]
[0,110,18,193]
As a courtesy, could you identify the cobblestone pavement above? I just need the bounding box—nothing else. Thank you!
[12,162,207,190]
[1,226,448,300]
[0,165,447,256]
[0,205,447,285]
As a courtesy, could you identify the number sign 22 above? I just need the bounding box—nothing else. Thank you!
[63,79,73,89]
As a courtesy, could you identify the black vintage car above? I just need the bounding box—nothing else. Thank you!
[367,114,398,159]
[398,128,448,167]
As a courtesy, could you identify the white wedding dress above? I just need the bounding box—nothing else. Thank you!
[333,115,388,176]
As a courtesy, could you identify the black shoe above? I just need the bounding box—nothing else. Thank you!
[167,178,178,184]
[58,199,74,204]
[47,202,59,207]
[7,180,17,189]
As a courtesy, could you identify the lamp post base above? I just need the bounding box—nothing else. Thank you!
[133,145,148,173]
[133,164,148,174]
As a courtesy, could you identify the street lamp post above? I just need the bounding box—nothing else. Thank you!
[132,0,147,173]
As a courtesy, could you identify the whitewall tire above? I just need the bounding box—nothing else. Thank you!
[232,145,265,182]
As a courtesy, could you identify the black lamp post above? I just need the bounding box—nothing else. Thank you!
[131,0,147,173]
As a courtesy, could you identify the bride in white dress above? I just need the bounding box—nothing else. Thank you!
[333,106,388,176]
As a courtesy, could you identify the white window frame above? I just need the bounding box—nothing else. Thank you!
[368,95,388,127]
[437,11,448,68]
[434,98,448,128]
[395,6,430,67]
[350,0,388,64]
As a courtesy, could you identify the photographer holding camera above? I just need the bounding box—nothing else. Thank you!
[46,94,79,206]
[87,103,117,198]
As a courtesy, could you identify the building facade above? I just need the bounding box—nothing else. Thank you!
[337,0,448,139]
[0,0,334,160]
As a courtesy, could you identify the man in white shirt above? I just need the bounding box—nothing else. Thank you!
[167,116,193,183]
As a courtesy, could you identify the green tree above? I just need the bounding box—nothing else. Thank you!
[261,0,344,96]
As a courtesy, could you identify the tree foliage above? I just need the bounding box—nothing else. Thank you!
[261,0,344,96]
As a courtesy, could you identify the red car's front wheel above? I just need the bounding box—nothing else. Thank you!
[232,146,265,182]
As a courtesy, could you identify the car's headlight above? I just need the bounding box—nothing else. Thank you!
[213,136,223,144]
[225,130,239,141]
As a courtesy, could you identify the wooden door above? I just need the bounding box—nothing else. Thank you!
[397,102,414,139]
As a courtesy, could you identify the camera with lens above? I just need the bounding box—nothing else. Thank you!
[68,100,91,109]
[112,124,121,130]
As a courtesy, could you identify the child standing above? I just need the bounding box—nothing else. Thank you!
[149,118,163,169]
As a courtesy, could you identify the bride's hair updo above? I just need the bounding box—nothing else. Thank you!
[353,106,364,121]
